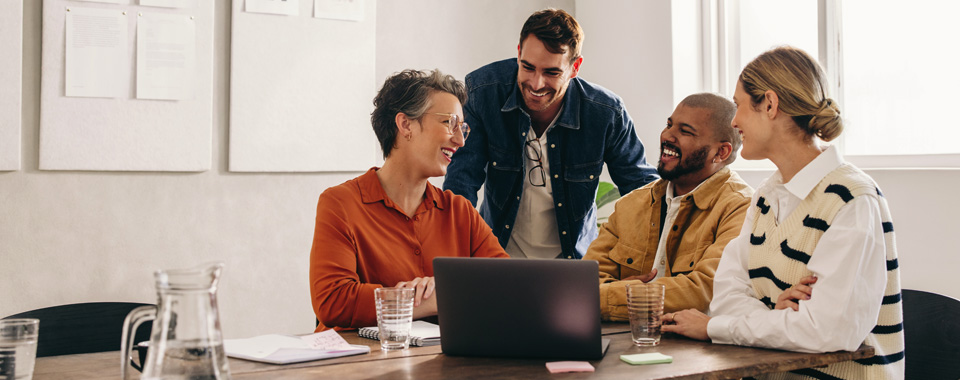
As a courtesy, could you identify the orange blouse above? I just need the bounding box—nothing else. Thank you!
[310,168,508,331]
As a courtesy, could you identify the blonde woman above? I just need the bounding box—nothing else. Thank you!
[662,47,904,379]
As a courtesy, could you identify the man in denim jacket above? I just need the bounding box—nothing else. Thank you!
[443,9,658,259]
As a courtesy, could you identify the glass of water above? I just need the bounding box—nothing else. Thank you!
[375,287,415,351]
[0,318,39,380]
[626,283,665,346]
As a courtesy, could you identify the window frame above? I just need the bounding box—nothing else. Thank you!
[702,0,960,170]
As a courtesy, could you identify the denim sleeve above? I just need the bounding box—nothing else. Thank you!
[442,88,488,206]
[604,106,659,196]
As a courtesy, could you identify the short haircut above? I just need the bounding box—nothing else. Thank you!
[679,93,741,165]
[519,8,583,62]
[370,69,467,158]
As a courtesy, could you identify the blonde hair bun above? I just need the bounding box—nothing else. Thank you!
[810,98,842,141]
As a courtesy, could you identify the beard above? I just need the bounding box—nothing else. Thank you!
[520,84,561,112]
[657,144,710,181]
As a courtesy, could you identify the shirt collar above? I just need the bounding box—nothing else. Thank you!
[502,75,581,131]
[650,166,735,210]
[782,145,844,199]
[357,167,446,211]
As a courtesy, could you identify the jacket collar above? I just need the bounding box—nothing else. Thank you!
[648,166,736,210]
[358,167,446,211]
[501,71,581,131]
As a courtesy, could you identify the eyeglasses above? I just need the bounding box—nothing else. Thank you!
[426,113,470,141]
[525,138,546,187]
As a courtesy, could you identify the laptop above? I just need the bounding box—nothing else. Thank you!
[433,257,609,360]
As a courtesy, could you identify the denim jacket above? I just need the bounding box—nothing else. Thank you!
[443,58,659,259]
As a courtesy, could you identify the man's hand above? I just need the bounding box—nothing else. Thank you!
[395,276,436,307]
[661,309,710,341]
[623,268,657,283]
[775,275,817,311]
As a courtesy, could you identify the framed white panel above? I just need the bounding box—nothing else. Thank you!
[39,0,214,171]
[229,0,378,172]
[0,0,22,171]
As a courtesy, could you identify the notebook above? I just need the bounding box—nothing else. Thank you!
[224,330,370,364]
[433,257,608,360]
[358,320,441,347]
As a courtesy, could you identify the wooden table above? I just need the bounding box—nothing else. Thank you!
[33,323,873,380]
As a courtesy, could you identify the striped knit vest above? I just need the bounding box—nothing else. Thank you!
[747,164,904,380]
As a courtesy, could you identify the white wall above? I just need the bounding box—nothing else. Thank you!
[2,1,957,342]
[0,0,571,338]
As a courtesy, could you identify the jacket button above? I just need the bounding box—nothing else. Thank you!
[690,261,695,266]
[626,258,634,264]
[561,231,567,235]
[589,175,595,179]
[505,225,510,229]
[554,174,559,178]
[492,162,497,166]
[550,144,555,148]
[522,132,526,137]
[672,225,678,231]
[557,203,563,207]
[517,196,520,200]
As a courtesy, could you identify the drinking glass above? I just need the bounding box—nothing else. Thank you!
[375,288,415,350]
[0,318,39,380]
[626,283,665,346]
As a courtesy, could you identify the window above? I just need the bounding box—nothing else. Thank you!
[703,0,960,169]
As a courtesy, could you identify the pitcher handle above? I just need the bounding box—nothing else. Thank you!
[121,305,156,380]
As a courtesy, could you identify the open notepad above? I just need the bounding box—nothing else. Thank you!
[358,321,441,347]
[224,330,370,364]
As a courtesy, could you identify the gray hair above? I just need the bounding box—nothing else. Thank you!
[370,69,467,158]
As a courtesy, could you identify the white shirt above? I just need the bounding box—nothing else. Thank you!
[651,181,706,279]
[707,145,888,353]
[506,116,563,259]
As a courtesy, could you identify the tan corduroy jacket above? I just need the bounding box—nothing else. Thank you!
[584,167,753,321]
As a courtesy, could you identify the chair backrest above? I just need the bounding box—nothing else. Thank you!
[902,289,960,380]
[2,302,154,357]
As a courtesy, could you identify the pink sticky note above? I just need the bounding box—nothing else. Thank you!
[545,361,595,373]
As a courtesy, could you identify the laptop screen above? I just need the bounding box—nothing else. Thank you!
[433,257,603,360]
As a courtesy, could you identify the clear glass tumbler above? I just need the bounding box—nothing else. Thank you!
[375,287,415,351]
[626,283,665,346]
[0,318,39,380]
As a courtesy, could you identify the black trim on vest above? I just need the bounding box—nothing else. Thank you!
[882,293,901,304]
[871,322,904,334]
[748,267,791,291]
[802,215,830,232]
[756,196,770,214]
[882,222,894,233]
[788,368,844,380]
[780,240,812,264]
[825,184,854,202]
[750,233,766,245]
[854,350,905,366]
[886,259,899,271]
[876,187,884,197]
[758,296,776,310]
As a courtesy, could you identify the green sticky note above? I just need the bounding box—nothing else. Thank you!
[620,352,673,365]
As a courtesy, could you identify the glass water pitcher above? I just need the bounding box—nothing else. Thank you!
[121,262,231,380]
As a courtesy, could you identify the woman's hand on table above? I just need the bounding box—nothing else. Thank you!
[661,309,711,341]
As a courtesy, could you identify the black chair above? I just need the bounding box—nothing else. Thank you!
[2,302,154,357]
[902,289,960,380]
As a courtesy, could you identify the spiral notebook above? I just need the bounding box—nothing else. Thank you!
[358,321,441,347]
